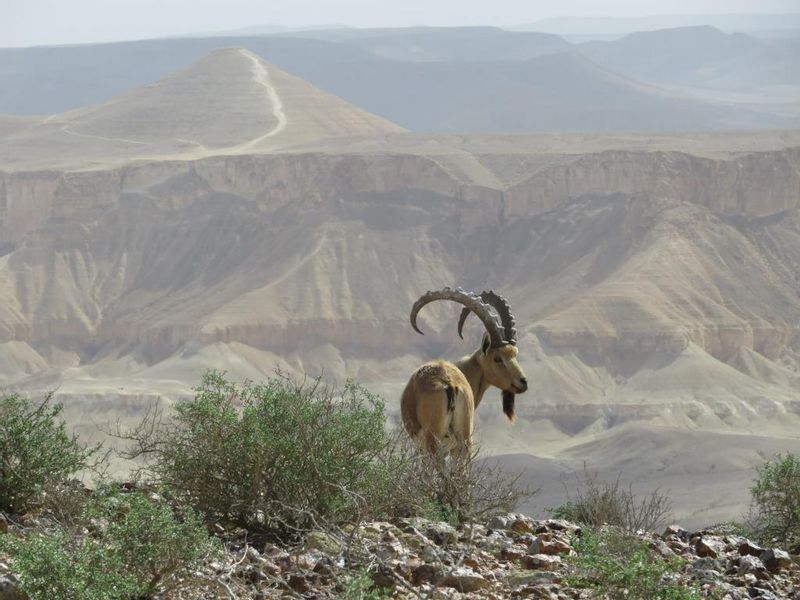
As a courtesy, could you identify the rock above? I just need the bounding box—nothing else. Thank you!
[369,565,396,588]
[739,540,765,557]
[649,538,675,558]
[760,549,792,573]
[529,533,572,556]
[398,529,432,552]
[541,519,576,533]
[666,539,692,554]
[294,553,316,571]
[521,554,562,571]
[425,522,458,546]
[664,525,688,538]
[511,519,534,534]
[260,558,281,577]
[692,557,724,571]
[411,563,441,585]
[487,515,510,530]
[0,578,27,600]
[287,573,311,593]
[304,530,341,555]
[512,584,562,599]
[505,570,562,587]
[499,546,527,561]
[737,556,767,577]
[696,537,727,558]
[440,567,491,592]
[479,530,515,554]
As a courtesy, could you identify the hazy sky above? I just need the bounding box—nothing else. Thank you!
[2,0,798,47]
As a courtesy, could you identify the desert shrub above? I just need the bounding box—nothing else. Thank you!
[551,468,671,533]
[378,435,532,525]
[749,453,800,550]
[567,527,705,600]
[0,392,101,514]
[120,371,530,533]
[1,486,215,599]
[120,371,393,534]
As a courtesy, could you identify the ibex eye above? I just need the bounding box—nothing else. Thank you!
[494,357,503,364]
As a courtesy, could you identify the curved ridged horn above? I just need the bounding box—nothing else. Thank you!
[411,287,504,348]
[457,290,517,345]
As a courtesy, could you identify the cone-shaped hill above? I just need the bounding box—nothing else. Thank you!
[0,48,404,170]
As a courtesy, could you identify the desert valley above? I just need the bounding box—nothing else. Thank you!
[1,22,800,528]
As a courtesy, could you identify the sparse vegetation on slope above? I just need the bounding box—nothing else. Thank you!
[551,467,672,533]
[117,370,394,534]
[1,485,216,600]
[749,453,800,552]
[0,392,101,514]
[566,527,707,600]
[2,381,800,598]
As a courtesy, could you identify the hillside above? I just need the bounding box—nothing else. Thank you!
[1,50,800,523]
[0,48,403,170]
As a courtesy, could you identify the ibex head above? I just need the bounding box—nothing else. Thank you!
[410,287,527,421]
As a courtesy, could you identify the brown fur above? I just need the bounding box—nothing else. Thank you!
[402,332,527,459]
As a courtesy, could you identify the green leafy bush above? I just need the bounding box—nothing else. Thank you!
[567,528,705,600]
[750,453,800,550]
[120,371,529,534]
[122,371,394,533]
[1,486,215,599]
[0,392,100,513]
[340,569,392,600]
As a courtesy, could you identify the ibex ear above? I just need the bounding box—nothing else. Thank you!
[481,331,491,355]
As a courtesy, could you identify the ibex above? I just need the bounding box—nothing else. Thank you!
[400,287,527,459]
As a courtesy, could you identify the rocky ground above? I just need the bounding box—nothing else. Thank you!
[2,510,799,599]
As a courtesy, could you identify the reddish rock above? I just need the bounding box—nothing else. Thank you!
[696,537,726,558]
[522,553,562,571]
[500,547,527,561]
[441,567,491,592]
[529,533,572,556]
[511,519,534,534]
[739,540,765,557]
[664,525,687,537]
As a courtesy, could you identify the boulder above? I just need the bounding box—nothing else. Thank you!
[0,577,26,600]
[521,554,562,571]
[739,540,765,557]
[737,555,767,577]
[441,567,491,592]
[696,537,726,558]
[528,533,572,556]
[761,548,792,573]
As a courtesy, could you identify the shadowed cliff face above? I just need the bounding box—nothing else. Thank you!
[0,144,799,433]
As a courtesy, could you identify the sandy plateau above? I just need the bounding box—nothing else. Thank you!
[1,48,800,526]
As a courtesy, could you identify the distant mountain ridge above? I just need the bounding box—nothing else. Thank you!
[0,27,797,132]
[516,13,800,36]
[580,25,800,90]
